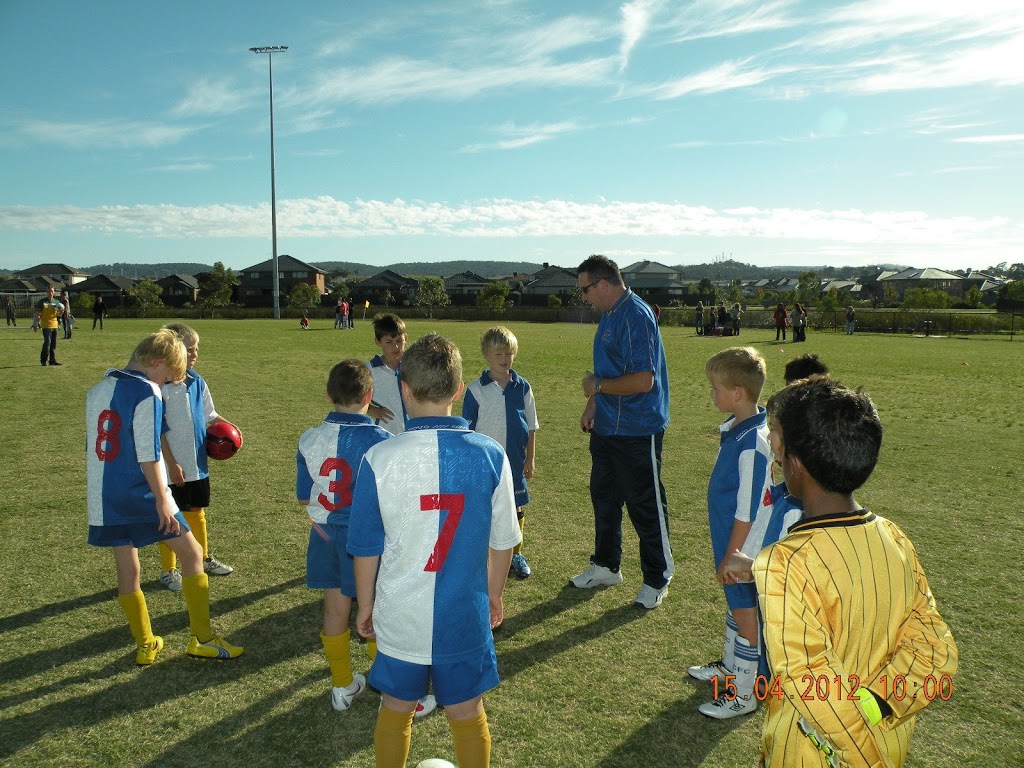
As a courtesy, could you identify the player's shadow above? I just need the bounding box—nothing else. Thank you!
[0,577,304,692]
[0,588,113,633]
[0,598,322,761]
[596,689,749,767]
[495,583,595,639]
[498,603,645,680]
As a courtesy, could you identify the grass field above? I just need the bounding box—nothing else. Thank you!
[1,318,1021,767]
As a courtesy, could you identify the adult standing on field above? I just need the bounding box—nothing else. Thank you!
[572,255,674,610]
[93,296,107,330]
[34,286,63,366]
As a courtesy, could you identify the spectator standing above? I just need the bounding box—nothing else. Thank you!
[93,296,107,330]
[572,255,674,610]
[61,290,73,339]
[731,303,742,336]
[5,296,16,326]
[846,306,856,335]
[34,286,63,366]
[773,303,788,342]
[695,301,705,336]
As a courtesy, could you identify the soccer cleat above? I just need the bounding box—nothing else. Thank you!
[414,694,438,720]
[136,636,164,666]
[634,584,667,609]
[510,553,532,579]
[687,660,730,683]
[569,563,623,589]
[698,694,757,719]
[187,634,244,660]
[159,569,182,592]
[331,672,366,711]
[204,556,234,576]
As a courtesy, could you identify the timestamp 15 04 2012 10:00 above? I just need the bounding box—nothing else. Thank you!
[712,673,954,703]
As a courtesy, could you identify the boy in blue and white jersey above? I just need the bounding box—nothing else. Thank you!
[366,313,408,435]
[86,329,242,665]
[349,333,521,768]
[462,326,539,580]
[296,358,435,718]
[689,346,773,720]
[157,323,236,591]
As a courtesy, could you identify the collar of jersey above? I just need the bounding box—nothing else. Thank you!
[369,355,398,372]
[479,369,520,388]
[106,368,151,383]
[719,406,767,439]
[604,288,634,316]
[788,507,875,534]
[405,416,470,432]
[324,412,375,426]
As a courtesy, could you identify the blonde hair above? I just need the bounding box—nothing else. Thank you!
[162,322,199,348]
[130,329,187,383]
[481,325,518,356]
[400,333,462,403]
[705,346,767,403]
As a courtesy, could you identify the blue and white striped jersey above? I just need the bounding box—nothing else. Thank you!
[296,412,391,525]
[86,369,170,527]
[348,416,521,665]
[367,355,407,435]
[462,369,539,506]
[161,370,218,482]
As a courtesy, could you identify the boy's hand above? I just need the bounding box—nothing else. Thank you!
[489,595,504,629]
[168,462,185,486]
[156,495,180,535]
[524,458,535,480]
[355,605,375,639]
[369,404,395,424]
[721,548,755,584]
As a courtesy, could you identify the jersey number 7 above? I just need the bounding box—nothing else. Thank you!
[420,494,465,572]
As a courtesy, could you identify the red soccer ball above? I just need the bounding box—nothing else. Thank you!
[206,422,243,460]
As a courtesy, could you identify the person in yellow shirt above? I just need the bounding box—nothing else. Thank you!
[34,286,64,366]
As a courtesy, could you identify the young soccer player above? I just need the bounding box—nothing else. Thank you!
[296,359,436,718]
[462,326,539,579]
[86,329,243,664]
[752,376,957,768]
[157,323,235,591]
[349,333,521,768]
[366,313,408,436]
[688,347,773,719]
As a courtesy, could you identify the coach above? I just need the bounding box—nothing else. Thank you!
[571,255,674,610]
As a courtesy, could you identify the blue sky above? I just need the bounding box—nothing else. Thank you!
[1,0,1022,274]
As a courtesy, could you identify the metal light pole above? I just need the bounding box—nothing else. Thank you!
[250,45,288,319]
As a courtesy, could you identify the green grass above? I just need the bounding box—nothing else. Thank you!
[1,319,1021,767]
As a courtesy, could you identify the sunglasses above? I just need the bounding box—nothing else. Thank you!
[579,279,602,295]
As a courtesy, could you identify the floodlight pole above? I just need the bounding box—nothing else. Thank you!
[250,45,288,319]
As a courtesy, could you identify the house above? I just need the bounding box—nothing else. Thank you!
[444,271,492,303]
[156,274,200,306]
[524,267,579,305]
[878,267,964,300]
[238,254,326,306]
[71,274,139,307]
[15,263,90,287]
[352,269,418,306]
[619,260,687,304]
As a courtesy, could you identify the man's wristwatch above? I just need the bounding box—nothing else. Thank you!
[593,378,602,394]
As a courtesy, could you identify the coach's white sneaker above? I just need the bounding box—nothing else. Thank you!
[634,584,667,609]
[698,694,757,719]
[687,660,730,683]
[332,672,366,711]
[569,563,623,589]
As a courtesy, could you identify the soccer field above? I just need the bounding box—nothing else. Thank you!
[1,318,1021,767]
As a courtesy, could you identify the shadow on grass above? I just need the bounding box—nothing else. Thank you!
[0,598,322,761]
[0,588,114,634]
[596,688,749,768]
[495,583,596,640]
[0,577,305,699]
[499,602,645,680]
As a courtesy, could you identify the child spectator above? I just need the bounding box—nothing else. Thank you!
[157,323,235,591]
[462,326,539,579]
[349,333,521,768]
[86,329,242,664]
[752,376,957,767]
[731,303,742,336]
[296,359,435,717]
[688,347,773,719]
[783,353,829,383]
[300,314,310,330]
[366,313,408,435]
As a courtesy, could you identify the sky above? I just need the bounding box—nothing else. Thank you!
[2,0,1023,275]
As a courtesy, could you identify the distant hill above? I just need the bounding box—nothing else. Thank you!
[85,263,213,279]
[316,260,547,278]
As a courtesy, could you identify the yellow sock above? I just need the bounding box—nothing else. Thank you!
[374,707,414,768]
[513,511,525,555]
[159,542,177,572]
[321,630,354,688]
[366,637,377,662]
[184,508,209,560]
[118,590,154,647]
[451,710,491,768]
[181,572,213,641]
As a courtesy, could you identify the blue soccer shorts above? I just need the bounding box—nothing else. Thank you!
[88,512,191,548]
[723,581,758,610]
[305,522,355,597]
[369,647,499,707]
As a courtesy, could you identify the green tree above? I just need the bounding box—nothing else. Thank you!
[547,294,562,308]
[902,288,950,309]
[197,261,235,314]
[414,276,450,317]
[287,283,323,313]
[697,277,714,296]
[476,281,510,311]
[818,287,841,312]
[126,279,164,316]
[797,271,821,306]
[963,286,982,309]
[729,279,744,305]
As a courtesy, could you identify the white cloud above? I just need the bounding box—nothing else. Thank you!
[172,77,251,117]
[459,120,582,153]
[12,118,195,149]
[619,0,661,72]
[953,134,1024,143]
[147,162,213,172]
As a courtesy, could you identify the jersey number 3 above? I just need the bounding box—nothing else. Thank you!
[420,494,465,572]
[318,458,353,512]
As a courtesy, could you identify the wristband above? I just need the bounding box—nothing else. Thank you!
[854,686,883,727]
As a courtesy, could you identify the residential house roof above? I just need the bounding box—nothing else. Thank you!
[16,263,90,278]
[157,273,200,289]
[358,269,418,290]
[444,271,491,290]
[73,274,138,293]
[242,254,325,274]
[621,260,679,277]
[880,267,963,282]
